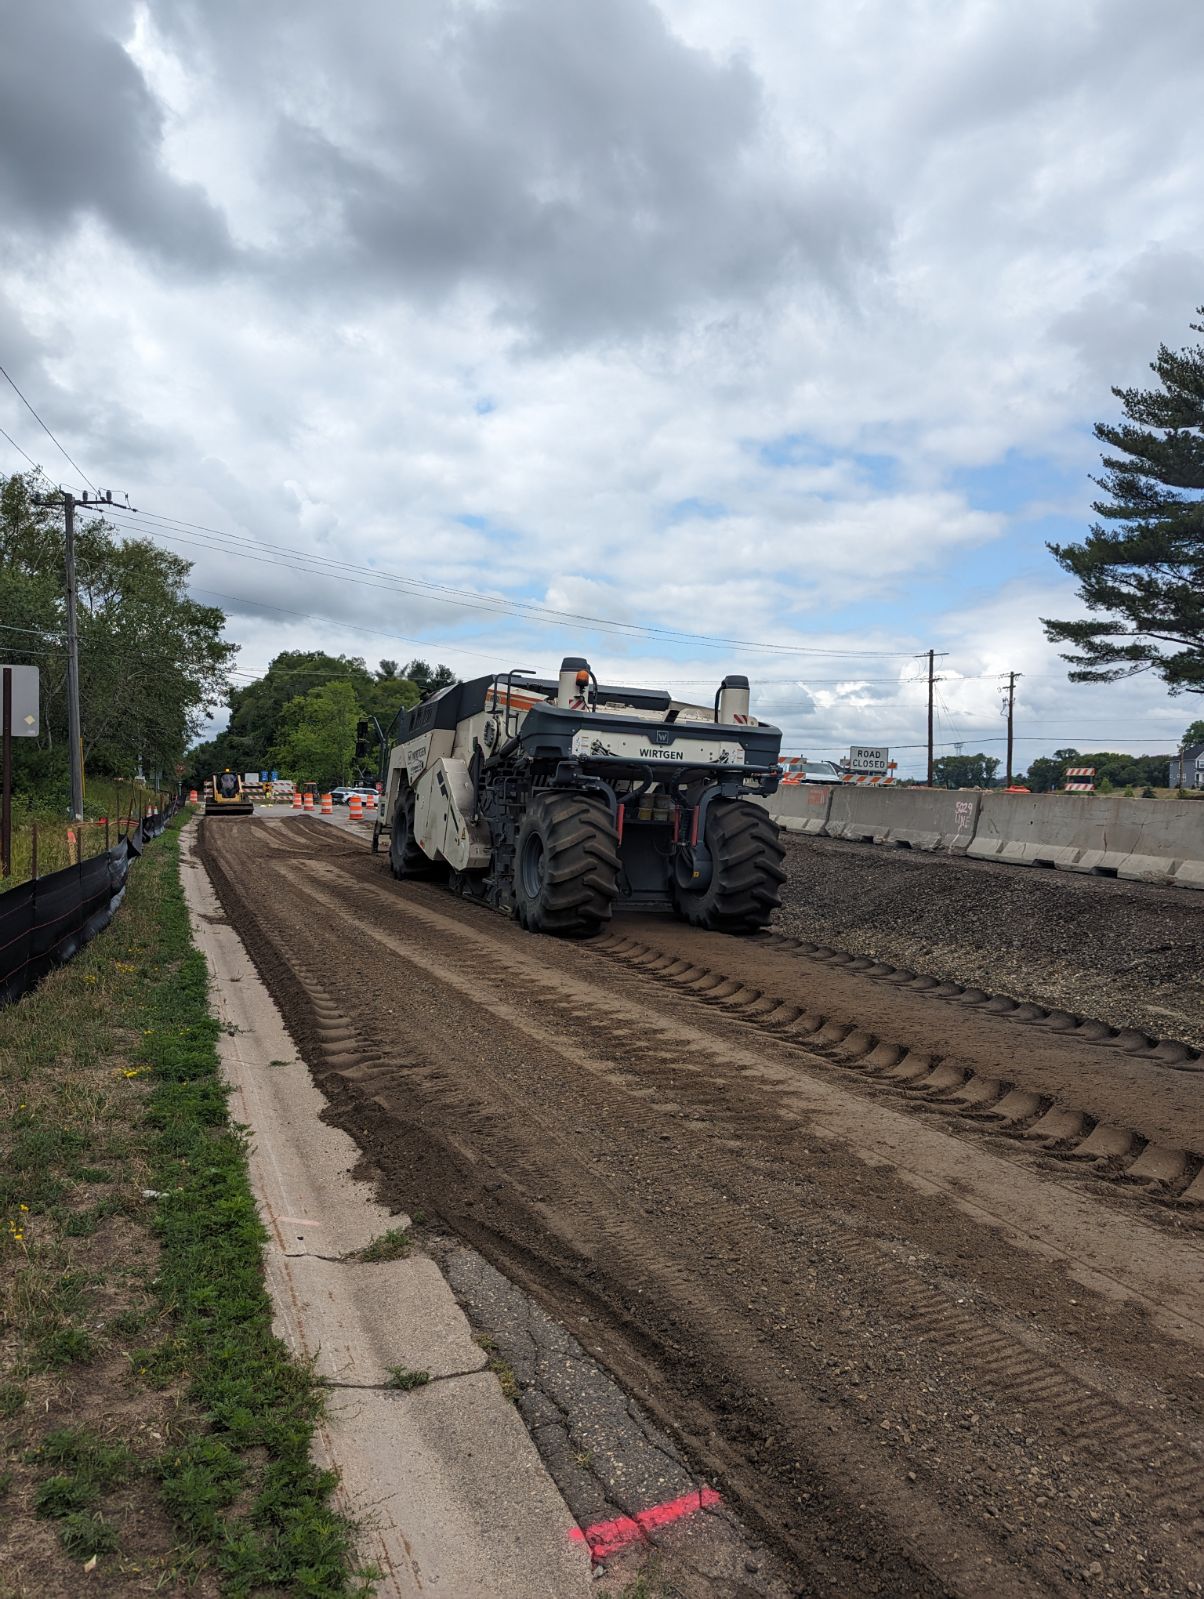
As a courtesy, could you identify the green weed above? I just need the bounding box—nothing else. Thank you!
[34,1473,98,1518]
[353,1227,412,1262]
[384,1365,430,1391]
[487,1355,520,1403]
[0,1383,26,1417]
[58,1510,120,1559]
[34,1326,94,1368]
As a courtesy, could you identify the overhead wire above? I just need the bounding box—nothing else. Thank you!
[186,585,508,666]
[0,360,99,492]
[0,423,42,473]
[100,504,921,659]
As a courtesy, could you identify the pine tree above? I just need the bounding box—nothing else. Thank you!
[1043,310,1204,694]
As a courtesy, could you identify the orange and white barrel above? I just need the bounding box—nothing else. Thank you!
[188,788,198,803]
[292,792,302,809]
[348,794,363,822]
[363,791,376,812]
[321,793,333,815]
[302,792,315,811]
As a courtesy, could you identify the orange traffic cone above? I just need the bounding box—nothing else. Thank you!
[292,792,302,809]
[321,793,333,815]
[348,794,363,822]
[302,792,315,811]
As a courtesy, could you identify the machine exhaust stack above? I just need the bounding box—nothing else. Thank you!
[558,656,591,708]
[715,674,750,724]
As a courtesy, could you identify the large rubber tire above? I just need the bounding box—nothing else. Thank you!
[389,788,441,879]
[514,792,620,937]
[675,798,786,932]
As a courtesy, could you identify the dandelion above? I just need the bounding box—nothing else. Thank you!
[84,974,98,985]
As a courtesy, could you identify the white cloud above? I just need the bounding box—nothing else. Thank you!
[1,0,1201,779]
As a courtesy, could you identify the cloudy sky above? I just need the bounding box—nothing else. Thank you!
[2,0,1201,777]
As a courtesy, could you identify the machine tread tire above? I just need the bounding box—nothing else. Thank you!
[514,792,620,937]
[389,788,442,880]
[676,799,785,932]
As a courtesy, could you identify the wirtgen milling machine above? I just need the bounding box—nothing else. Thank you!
[369,658,786,938]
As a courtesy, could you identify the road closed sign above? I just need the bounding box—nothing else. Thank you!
[848,745,889,772]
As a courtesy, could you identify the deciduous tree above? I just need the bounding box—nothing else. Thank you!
[270,680,363,788]
[931,753,999,789]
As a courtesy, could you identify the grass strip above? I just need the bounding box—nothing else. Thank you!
[1,816,373,1593]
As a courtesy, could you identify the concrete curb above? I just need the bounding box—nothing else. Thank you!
[179,821,592,1599]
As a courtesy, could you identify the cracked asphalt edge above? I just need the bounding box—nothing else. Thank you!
[427,1233,797,1597]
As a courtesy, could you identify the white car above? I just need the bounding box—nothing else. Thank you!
[781,759,843,783]
[331,786,380,806]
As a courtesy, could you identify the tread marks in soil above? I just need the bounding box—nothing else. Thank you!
[594,933,1204,1207]
[198,821,1204,1596]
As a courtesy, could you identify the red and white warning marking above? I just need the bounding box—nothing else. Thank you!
[569,1486,722,1561]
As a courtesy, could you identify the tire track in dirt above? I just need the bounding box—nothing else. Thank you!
[200,819,1204,1598]
[586,930,1204,1207]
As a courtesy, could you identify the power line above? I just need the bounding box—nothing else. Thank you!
[187,585,508,666]
[101,504,921,660]
[0,360,98,492]
[0,424,41,473]
[117,503,924,657]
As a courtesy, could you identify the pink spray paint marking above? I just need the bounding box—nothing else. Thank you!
[569,1487,722,1561]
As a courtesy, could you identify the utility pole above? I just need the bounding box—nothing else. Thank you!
[37,487,123,821]
[1002,671,1022,787]
[63,492,84,821]
[916,648,946,786]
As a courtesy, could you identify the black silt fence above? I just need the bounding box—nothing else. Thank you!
[0,802,180,1008]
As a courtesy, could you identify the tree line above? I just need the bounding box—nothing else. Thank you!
[188,653,456,789]
[925,730,1202,793]
[1,472,234,806]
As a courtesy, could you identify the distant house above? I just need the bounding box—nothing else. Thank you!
[1169,742,1204,789]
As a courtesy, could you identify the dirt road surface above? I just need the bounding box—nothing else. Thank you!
[200,817,1204,1598]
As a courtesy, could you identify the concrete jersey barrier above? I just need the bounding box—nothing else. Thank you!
[759,783,834,834]
[763,784,1204,891]
[823,786,980,853]
[968,793,1204,888]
